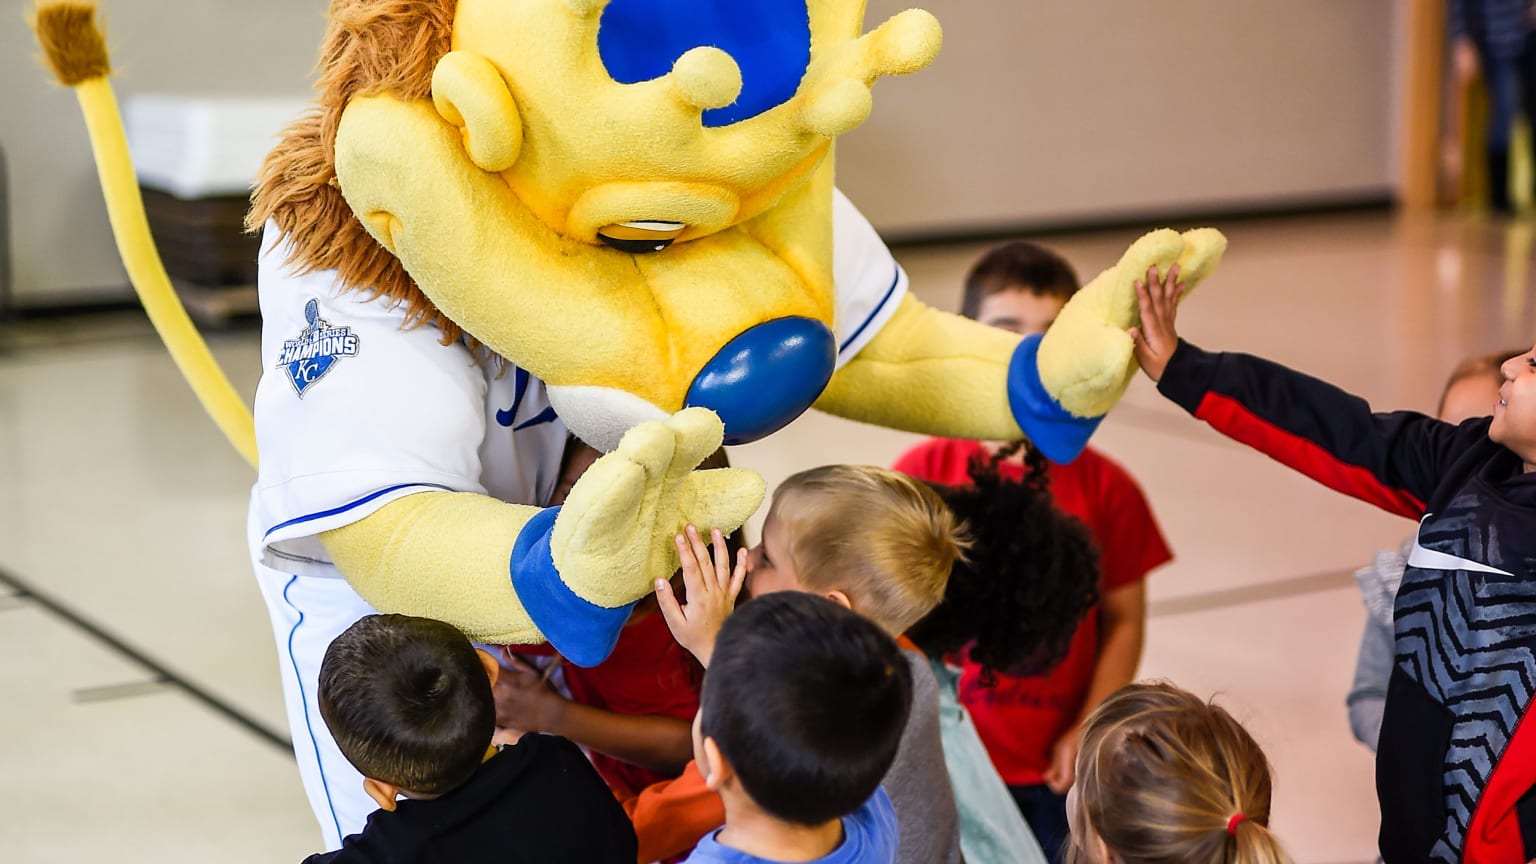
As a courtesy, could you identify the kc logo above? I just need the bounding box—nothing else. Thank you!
[277,299,361,397]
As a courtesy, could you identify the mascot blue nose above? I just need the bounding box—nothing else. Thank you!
[685,317,835,445]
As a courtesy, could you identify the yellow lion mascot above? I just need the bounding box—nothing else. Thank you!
[35,0,1223,845]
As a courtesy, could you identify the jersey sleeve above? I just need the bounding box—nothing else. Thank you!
[252,225,491,575]
[831,188,908,367]
[1157,340,1479,519]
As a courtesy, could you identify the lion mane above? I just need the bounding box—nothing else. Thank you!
[247,0,464,343]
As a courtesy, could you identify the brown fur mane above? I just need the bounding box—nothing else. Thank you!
[248,0,463,343]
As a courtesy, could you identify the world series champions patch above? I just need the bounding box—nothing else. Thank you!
[278,299,360,397]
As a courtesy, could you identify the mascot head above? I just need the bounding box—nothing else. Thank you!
[251,0,940,450]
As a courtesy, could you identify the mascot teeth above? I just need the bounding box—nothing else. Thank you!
[596,220,688,253]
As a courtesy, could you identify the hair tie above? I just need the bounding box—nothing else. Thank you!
[1226,813,1246,835]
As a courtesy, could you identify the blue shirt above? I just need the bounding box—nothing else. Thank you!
[683,789,898,864]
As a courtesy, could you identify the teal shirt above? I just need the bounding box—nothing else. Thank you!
[929,658,1049,864]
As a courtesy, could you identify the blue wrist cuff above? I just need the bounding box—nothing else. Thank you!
[1006,333,1104,465]
[509,506,636,667]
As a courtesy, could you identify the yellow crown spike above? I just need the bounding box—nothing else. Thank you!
[669,46,743,113]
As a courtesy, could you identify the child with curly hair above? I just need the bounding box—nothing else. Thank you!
[895,240,1173,858]
[910,448,1103,863]
[1066,681,1291,864]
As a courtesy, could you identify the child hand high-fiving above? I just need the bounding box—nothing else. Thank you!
[655,525,747,667]
[1129,264,1186,383]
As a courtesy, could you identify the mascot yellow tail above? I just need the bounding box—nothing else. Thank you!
[32,3,258,469]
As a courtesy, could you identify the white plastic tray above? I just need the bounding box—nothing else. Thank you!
[124,94,311,199]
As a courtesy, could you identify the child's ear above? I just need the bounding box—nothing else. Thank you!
[823,589,853,612]
[700,736,734,791]
[363,777,401,812]
[475,648,500,687]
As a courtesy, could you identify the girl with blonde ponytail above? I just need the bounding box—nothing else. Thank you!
[1065,682,1292,864]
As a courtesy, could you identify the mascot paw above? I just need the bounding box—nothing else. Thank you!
[1172,227,1227,293]
[1031,226,1228,427]
[678,467,767,545]
[1042,324,1137,419]
[549,407,764,610]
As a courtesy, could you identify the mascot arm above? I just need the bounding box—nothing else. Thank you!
[320,409,763,665]
[321,492,543,644]
[817,228,1227,463]
[815,293,1023,438]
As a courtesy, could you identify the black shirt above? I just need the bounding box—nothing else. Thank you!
[304,734,637,864]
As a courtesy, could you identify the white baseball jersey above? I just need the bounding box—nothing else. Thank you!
[250,188,907,570]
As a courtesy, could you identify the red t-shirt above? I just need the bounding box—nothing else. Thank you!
[514,608,703,797]
[893,438,1172,785]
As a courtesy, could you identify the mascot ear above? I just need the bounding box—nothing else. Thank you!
[432,51,523,173]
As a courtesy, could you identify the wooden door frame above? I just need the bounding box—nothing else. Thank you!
[1401,0,1448,208]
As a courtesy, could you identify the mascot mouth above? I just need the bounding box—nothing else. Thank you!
[567,181,739,247]
[596,220,687,253]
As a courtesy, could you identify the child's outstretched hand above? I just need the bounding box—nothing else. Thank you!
[656,525,746,668]
[1129,263,1186,382]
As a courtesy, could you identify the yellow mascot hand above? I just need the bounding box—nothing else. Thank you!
[551,408,765,607]
[320,408,763,663]
[1036,227,1227,418]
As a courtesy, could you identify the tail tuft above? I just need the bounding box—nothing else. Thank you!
[33,3,110,86]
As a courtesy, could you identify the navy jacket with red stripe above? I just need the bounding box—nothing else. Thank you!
[1159,341,1536,863]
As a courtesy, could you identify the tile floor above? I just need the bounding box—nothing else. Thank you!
[3,208,1533,862]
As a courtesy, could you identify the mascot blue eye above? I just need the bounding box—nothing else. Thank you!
[597,0,812,127]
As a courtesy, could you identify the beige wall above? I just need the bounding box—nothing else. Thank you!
[5,0,1398,302]
[838,0,1401,236]
[4,0,324,302]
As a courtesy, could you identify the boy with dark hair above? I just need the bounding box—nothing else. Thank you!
[959,240,1079,324]
[304,614,637,864]
[684,591,911,864]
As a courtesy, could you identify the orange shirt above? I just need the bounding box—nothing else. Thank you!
[619,760,724,864]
